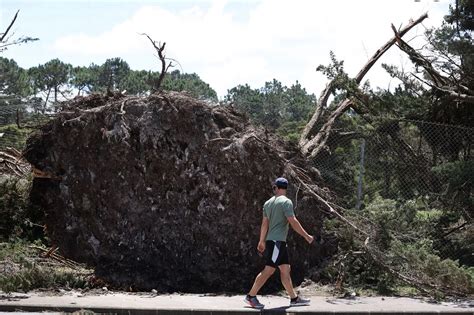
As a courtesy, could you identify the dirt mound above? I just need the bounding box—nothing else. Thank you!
[24,91,335,292]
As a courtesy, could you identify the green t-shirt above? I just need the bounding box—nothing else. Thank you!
[263,195,295,241]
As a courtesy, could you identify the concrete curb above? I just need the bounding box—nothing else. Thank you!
[1,305,474,315]
[0,292,472,314]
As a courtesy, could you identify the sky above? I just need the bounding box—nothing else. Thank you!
[0,0,452,98]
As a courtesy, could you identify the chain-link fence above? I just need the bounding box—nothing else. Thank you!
[313,114,473,294]
[316,117,472,206]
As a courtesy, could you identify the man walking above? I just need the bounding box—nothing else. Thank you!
[245,177,314,309]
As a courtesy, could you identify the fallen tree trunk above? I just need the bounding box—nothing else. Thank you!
[299,13,429,158]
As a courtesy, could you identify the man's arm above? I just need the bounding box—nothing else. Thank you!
[287,216,314,244]
[257,216,269,253]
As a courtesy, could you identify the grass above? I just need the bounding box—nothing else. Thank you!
[0,124,34,150]
[0,241,93,293]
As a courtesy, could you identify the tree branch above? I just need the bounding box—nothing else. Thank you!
[300,13,428,156]
[141,33,173,91]
[355,13,428,83]
[0,10,19,42]
[411,73,474,104]
[393,28,474,104]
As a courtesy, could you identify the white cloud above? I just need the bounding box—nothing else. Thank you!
[52,0,452,98]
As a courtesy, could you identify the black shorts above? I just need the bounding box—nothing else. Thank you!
[264,240,290,268]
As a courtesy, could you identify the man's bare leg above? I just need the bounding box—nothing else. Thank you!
[248,266,276,296]
[278,264,297,299]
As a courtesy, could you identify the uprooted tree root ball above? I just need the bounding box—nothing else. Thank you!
[24,91,336,292]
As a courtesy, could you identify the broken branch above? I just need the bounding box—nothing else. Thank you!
[141,33,173,91]
[392,25,474,104]
[0,10,19,42]
[300,13,429,157]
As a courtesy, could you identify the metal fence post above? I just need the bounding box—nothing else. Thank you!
[356,138,366,210]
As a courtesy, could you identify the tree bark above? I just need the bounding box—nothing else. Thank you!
[43,88,51,114]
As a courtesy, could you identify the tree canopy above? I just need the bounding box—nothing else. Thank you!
[0,56,218,114]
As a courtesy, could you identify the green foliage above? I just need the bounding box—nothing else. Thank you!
[0,124,33,149]
[285,81,315,122]
[30,59,72,96]
[121,69,150,96]
[316,51,359,96]
[369,78,431,120]
[95,57,130,92]
[317,112,473,296]
[0,57,31,97]
[0,242,91,292]
[71,65,98,96]
[276,121,307,144]
[225,79,314,139]
[0,58,32,125]
[28,59,72,113]
[0,176,30,240]
[415,209,443,222]
[432,160,473,195]
[0,266,88,293]
[226,84,264,121]
[445,0,474,31]
[432,159,473,218]
[391,239,474,294]
[433,0,473,75]
[85,60,218,100]
[0,175,44,242]
[161,70,218,101]
[1,57,218,116]
[328,196,474,295]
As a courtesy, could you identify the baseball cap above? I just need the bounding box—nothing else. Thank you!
[274,177,288,189]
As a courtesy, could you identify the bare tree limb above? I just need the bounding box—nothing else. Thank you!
[393,26,474,104]
[0,10,38,52]
[298,81,335,146]
[442,222,468,238]
[300,13,429,157]
[286,163,369,236]
[443,89,474,104]
[392,26,448,87]
[141,33,173,91]
[0,10,18,42]
[355,13,428,83]
[411,73,474,104]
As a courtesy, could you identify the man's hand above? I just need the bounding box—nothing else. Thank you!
[305,235,314,244]
[257,241,266,253]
